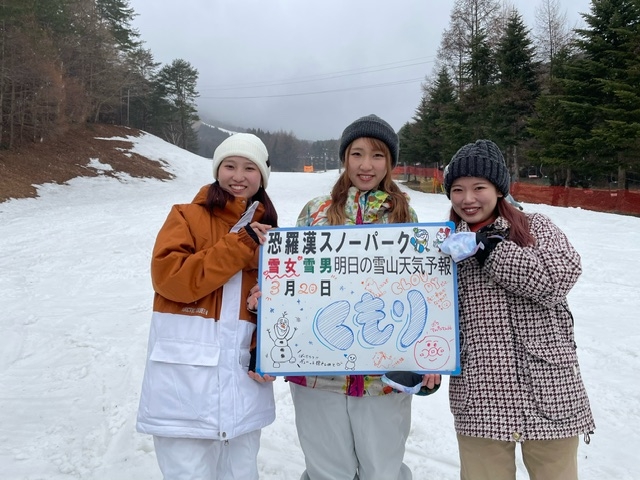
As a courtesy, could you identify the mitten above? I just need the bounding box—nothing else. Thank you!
[440,228,508,264]
[440,232,480,262]
[382,371,423,394]
[381,371,441,396]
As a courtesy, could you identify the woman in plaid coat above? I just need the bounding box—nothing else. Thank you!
[440,140,595,480]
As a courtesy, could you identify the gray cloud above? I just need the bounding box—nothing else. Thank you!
[130,0,590,140]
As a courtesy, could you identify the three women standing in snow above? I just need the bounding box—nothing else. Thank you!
[136,123,595,480]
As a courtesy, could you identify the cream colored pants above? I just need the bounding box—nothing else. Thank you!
[457,434,579,480]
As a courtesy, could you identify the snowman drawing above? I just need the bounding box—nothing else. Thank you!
[267,312,297,368]
[345,354,357,370]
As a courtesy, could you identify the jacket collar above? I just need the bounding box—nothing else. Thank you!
[192,184,263,226]
[345,186,391,224]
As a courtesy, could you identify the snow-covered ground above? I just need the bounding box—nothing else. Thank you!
[1,131,638,479]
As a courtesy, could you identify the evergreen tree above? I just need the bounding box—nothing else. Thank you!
[407,95,431,165]
[0,0,159,149]
[570,0,640,185]
[123,47,160,129]
[95,0,140,51]
[421,67,461,166]
[152,59,200,151]
[458,31,498,140]
[528,87,584,185]
[493,11,540,175]
[398,121,423,168]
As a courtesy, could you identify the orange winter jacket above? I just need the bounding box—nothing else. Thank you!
[151,185,262,330]
[137,184,275,440]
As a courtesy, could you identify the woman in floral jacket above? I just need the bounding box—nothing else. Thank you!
[286,114,440,480]
[441,139,595,480]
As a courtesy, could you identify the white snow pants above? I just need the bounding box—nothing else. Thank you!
[153,430,261,480]
[290,383,413,480]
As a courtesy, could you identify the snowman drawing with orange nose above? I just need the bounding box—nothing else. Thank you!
[267,312,297,368]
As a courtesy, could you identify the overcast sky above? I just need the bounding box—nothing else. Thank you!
[128,0,592,141]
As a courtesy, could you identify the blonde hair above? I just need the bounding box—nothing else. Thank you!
[326,137,412,225]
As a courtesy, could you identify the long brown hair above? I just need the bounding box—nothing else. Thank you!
[205,183,279,227]
[326,138,412,225]
[449,198,535,247]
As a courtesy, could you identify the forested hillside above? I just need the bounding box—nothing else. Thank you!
[2,0,639,188]
[0,0,199,152]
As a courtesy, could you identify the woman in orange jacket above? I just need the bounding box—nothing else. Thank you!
[137,133,278,480]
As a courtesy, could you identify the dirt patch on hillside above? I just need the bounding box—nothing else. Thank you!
[0,124,173,203]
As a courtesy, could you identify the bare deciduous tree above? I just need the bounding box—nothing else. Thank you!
[533,0,575,82]
[438,0,503,94]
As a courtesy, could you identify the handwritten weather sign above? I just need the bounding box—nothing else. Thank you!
[256,222,460,376]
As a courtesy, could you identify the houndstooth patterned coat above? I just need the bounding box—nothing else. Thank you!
[449,213,595,442]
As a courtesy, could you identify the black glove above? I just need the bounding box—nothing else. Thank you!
[244,225,260,245]
[474,225,509,266]
[249,348,257,372]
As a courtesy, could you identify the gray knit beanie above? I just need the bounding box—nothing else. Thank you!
[339,114,399,167]
[443,139,510,198]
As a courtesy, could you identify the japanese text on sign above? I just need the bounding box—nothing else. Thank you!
[256,222,460,376]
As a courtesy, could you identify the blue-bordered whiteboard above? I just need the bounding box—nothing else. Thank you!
[256,222,460,376]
